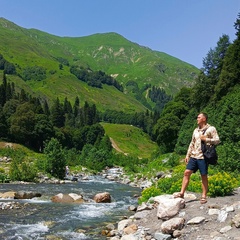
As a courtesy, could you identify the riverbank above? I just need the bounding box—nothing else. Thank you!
[100,168,240,240]
[1,166,240,240]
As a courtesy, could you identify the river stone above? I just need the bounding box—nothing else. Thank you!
[68,193,83,202]
[93,192,111,203]
[134,210,150,220]
[0,191,16,198]
[0,201,22,210]
[137,202,153,211]
[128,205,137,211]
[123,224,138,235]
[118,219,132,231]
[121,234,137,240]
[14,191,42,199]
[51,193,84,203]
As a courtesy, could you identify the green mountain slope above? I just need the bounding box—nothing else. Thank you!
[101,123,158,158]
[0,17,199,112]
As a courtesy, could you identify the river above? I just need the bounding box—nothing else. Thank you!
[0,173,141,240]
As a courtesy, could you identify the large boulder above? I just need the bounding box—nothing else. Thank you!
[14,191,42,199]
[152,194,185,220]
[161,217,185,234]
[93,192,111,203]
[0,191,16,198]
[51,193,84,203]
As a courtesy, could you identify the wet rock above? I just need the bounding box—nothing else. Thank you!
[0,201,23,210]
[14,191,42,199]
[93,192,111,203]
[51,193,84,203]
[0,191,16,198]
[128,205,137,211]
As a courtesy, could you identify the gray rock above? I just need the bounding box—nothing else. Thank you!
[154,232,172,240]
[187,216,205,225]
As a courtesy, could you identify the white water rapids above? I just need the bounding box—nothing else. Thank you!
[0,174,141,239]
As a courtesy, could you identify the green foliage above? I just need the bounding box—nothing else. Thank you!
[215,142,240,173]
[44,138,66,179]
[192,34,230,109]
[138,163,240,203]
[110,153,148,174]
[208,172,238,197]
[0,18,198,114]
[175,109,198,154]
[153,99,189,153]
[10,102,36,144]
[34,154,48,172]
[162,153,181,168]
[0,54,16,74]
[22,66,46,81]
[214,16,240,101]
[70,66,123,91]
[0,167,9,183]
[63,148,80,166]
[154,113,181,153]
[79,144,114,172]
[101,123,158,159]
[138,186,161,204]
[9,149,37,182]
[56,57,69,66]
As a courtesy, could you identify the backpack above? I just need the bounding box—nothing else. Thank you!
[201,128,218,165]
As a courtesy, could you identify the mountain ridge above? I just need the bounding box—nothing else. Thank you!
[0,17,199,112]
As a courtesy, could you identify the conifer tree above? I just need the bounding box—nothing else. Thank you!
[192,34,230,109]
[43,99,50,116]
[51,97,65,128]
[214,13,240,100]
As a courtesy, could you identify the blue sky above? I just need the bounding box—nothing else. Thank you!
[0,0,239,68]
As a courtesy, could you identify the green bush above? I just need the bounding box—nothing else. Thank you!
[0,168,10,183]
[9,156,37,182]
[216,142,240,173]
[44,138,66,179]
[208,172,238,197]
[138,186,161,204]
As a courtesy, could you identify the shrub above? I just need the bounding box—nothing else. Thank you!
[208,172,238,197]
[0,167,9,183]
[9,155,37,182]
[138,186,161,204]
[44,138,66,179]
[22,66,46,81]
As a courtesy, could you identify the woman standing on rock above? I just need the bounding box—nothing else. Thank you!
[174,112,220,204]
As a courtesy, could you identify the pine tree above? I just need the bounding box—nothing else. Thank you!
[214,13,240,100]
[51,97,65,128]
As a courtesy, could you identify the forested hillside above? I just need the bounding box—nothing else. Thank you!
[154,13,240,173]
[0,13,239,185]
[0,17,198,114]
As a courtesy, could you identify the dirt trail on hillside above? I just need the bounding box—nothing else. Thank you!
[110,137,128,155]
